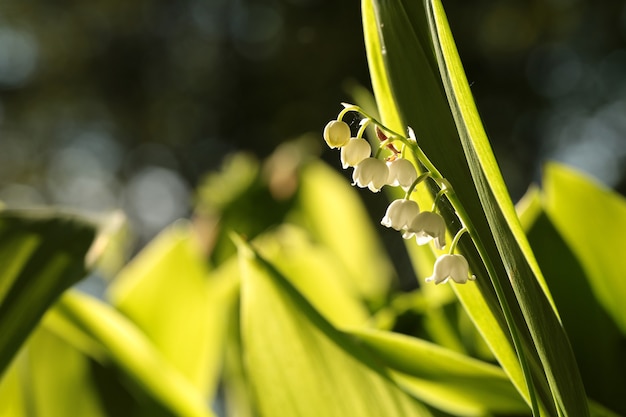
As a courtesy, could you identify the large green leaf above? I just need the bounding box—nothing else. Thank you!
[0,210,96,375]
[362,1,542,412]
[237,237,433,417]
[295,160,394,305]
[542,163,626,334]
[520,194,626,415]
[0,326,107,417]
[428,2,590,414]
[49,290,215,417]
[252,224,370,328]
[107,220,235,397]
[351,328,528,416]
[521,164,626,415]
[362,0,589,414]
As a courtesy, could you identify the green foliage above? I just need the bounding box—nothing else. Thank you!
[2,1,626,417]
[0,210,96,375]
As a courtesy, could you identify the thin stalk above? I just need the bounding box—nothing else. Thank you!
[340,102,541,415]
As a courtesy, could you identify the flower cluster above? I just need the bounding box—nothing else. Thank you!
[323,111,475,285]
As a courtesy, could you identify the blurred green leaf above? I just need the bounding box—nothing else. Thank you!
[237,237,433,417]
[351,328,528,416]
[253,224,370,327]
[108,220,236,397]
[0,326,107,417]
[50,290,215,417]
[0,210,96,375]
[542,163,626,334]
[520,164,626,415]
[295,160,394,306]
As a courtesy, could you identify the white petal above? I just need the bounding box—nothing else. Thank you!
[387,158,418,190]
[426,254,471,285]
[381,199,420,230]
[340,138,371,168]
[353,158,389,192]
[405,212,446,247]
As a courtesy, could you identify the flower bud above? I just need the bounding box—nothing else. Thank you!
[352,158,389,192]
[402,211,446,249]
[425,254,474,284]
[323,120,351,148]
[381,199,420,230]
[340,138,371,168]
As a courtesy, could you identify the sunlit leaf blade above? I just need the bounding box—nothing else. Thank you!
[363,0,590,414]
[519,186,626,416]
[542,163,626,334]
[237,238,433,417]
[426,1,590,414]
[361,0,548,411]
[0,210,96,375]
[108,220,234,397]
[252,224,370,328]
[351,328,528,416]
[52,290,215,417]
[296,160,394,304]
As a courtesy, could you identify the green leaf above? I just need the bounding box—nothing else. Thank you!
[542,163,626,334]
[0,210,96,375]
[252,224,370,328]
[295,160,394,305]
[50,290,215,417]
[351,328,528,416]
[108,220,236,397]
[362,0,590,414]
[427,2,590,414]
[362,0,542,411]
[0,326,107,417]
[524,163,626,415]
[237,237,433,417]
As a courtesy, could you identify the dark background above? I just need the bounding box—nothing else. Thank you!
[1,0,625,240]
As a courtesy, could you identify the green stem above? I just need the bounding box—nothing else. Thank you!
[448,227,467,254]
[404,172,431,198]
[356,118,371,139]
[436,182,540,416]
[340,102,541,415]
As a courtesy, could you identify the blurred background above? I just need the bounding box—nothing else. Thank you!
[1,0,625,242]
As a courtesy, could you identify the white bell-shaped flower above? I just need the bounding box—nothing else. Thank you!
[425,254,474,284]
[381,199,420,231]
[340,138,371,168]
[323,120,351,149]
[387,158,417,191]
[402,211,446,249]
[352,158,389,192]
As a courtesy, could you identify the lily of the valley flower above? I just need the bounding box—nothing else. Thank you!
[425,254,474,284]
[381,199,420,231]
[352,157,389,192]
[340,138,371,168]
[387,158,417,191]
[402,211,446,249]
[323,120,351,148]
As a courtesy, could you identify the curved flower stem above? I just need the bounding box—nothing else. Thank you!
[404,172,431,198]
[448,227,467,254]
[431,188,448,212]
[356,118,371,139]
[339,103,540,415]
